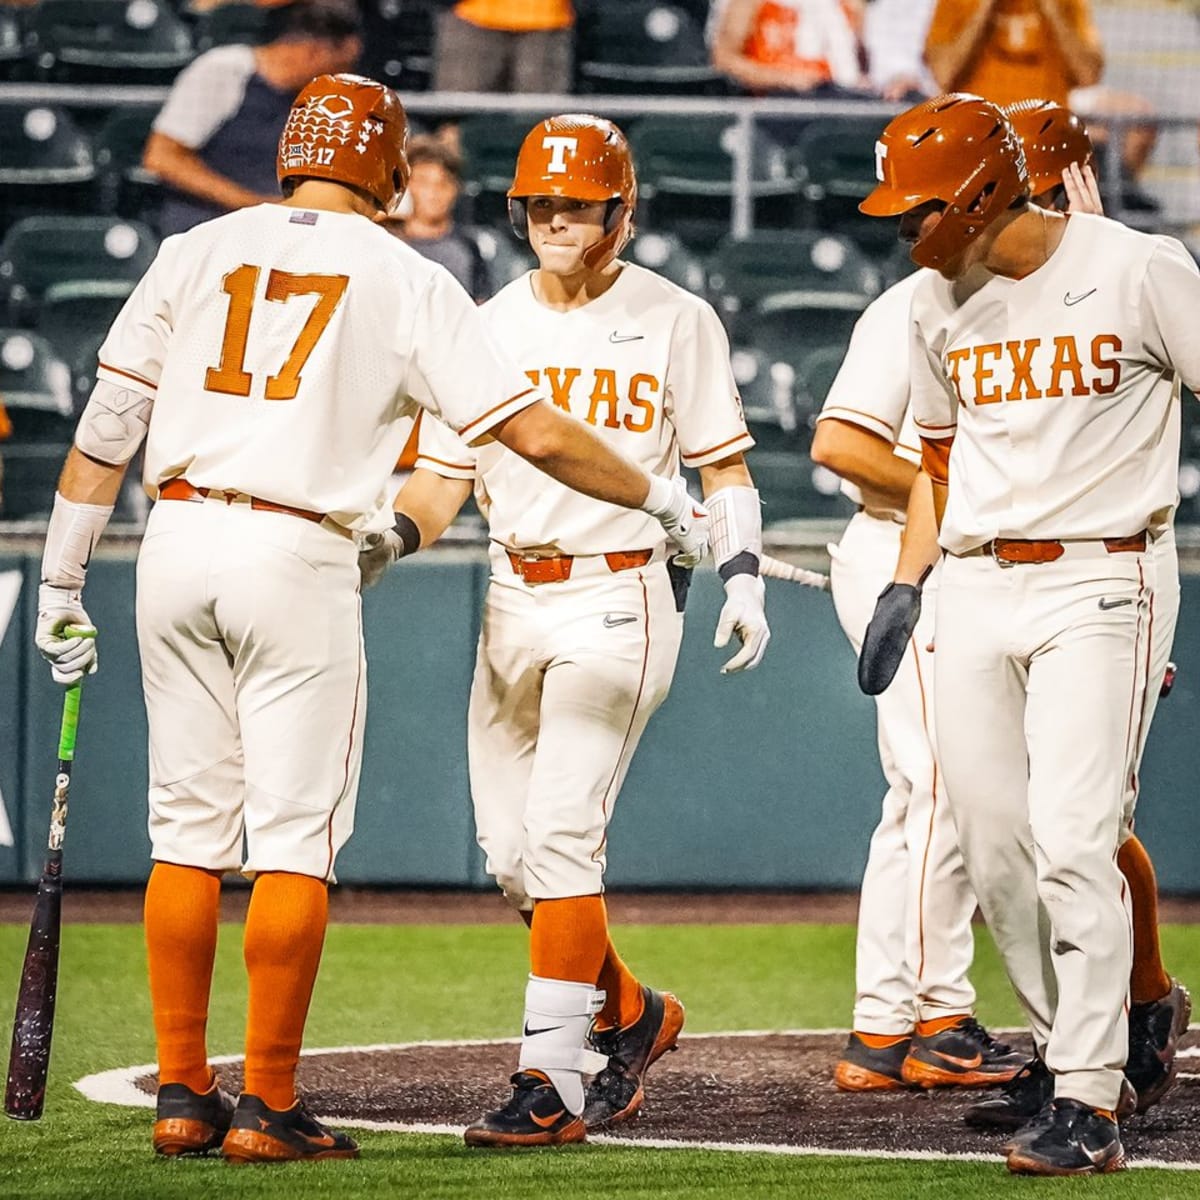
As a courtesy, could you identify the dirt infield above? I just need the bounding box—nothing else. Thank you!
[125,1030,1200,1164]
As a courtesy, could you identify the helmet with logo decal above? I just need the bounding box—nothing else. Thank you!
[277,73,410,213]
[507,114,637,270]
[860,93,1029,271]
[1003,99,1094,199]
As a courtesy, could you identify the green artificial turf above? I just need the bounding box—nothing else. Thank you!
[2,921,1200,1199]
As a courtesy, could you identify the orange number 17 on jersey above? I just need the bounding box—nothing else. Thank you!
[205,264,349,401]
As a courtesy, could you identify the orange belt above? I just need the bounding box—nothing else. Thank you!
[158,477,342,533]
[980,532,1147,565]
[505,548,653,584]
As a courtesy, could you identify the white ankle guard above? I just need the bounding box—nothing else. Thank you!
[518,975,609,1115]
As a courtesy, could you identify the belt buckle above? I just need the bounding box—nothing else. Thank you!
[990,541,1020,568]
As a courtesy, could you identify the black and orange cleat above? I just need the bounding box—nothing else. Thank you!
[221,1094,359,1163]
[833,1031,911,1091]
[1127,978,1191,1113]
[901,1016,1025,1088]
[1006,1099,1125,1176]
[464,1071,586,1148]
[583,987,685,1130]
[152,1078,235,1156]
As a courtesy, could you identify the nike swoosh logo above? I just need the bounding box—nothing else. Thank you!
[1064,288,1097,306]
[603,615,638,628]
[523,1022,564,1037]
[300,1131,337,1148]
[1098,597,1133,610]
[931,1050,983,1070]
[1081,1140,1116,1165]
[609,331,643,343]
[530,1108,565,1129]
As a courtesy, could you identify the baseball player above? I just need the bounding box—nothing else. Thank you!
[857,93,1200,1175]
[32,78,708,1164]
[376,114,767,1147]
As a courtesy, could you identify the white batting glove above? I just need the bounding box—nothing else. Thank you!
[357,529,404,590]
[643,475,710,568]
[714,574,770,674]
[35,583,97,685]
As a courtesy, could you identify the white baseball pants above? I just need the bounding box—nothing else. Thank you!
[136,497,365,881]
[935,544,1154,1110]
[830,511,977,1034]
[468,546,682,907]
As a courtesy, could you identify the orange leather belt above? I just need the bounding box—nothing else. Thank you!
[159,477,339,531]
[980,532,1147,564]
[506,548,653,584]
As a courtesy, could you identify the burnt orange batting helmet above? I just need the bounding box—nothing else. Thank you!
[860,93,1029,271]
[508,114,637,270]
[277,74,410,213]
[1003,99,1093,197]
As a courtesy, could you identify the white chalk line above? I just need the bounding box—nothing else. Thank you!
[73,1027,1200,1173]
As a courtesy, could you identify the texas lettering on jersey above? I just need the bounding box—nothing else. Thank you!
[524,366,661,433]
[944,334,1122,406]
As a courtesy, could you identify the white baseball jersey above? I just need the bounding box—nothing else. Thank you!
[96,203,538,532]
[910,213,1200,553]
[417,263,753,554]
[818,270,926,521]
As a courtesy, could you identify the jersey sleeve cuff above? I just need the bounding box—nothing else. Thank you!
[455,387,539,445]
[816,405,897,443]
[680,430,755,469]
[894,441,921,466]
[413,453,476,481]
[96,361,158,396]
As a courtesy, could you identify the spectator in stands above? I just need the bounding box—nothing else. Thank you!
[381,138,491,303]
[0,400,9,513]
[143,0,362,236]
[433,0,575,93]
[711,0,866,95]
[864,0,937,101]
[924,0,1158,210]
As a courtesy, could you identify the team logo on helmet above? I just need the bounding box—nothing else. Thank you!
[543,136,578,174]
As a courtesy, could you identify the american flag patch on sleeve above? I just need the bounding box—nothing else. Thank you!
[289,211,319,225]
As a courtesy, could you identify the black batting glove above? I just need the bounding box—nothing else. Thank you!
[858,582,923,696]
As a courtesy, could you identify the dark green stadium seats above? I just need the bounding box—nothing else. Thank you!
[0,329,75,518]
[459,115,536,225]
[94,105,161,220]
[470,227,533,289]
[706,229,881,355]
[730,345,799,437]
[0,216,159,321]
[0,9,24,81]
[628,231,706,293]
[630,117,801,248]
[794,343,848,421]
[190,2,270,52]
[577,2,721,94]
[0,104,96,225]
[26,0,194,83]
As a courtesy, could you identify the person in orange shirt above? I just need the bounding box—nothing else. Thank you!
[0,399,10,513]
[434,0,575,93]
[924,0,1158,209]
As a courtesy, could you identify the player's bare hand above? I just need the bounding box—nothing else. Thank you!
[644,475,709,568]
[857,581,922,695]
[357,529,404,589]
[1063,161,1104,215]
[714,574,770,674]
[35,584,97,685]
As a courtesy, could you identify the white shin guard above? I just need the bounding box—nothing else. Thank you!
[518,975,609,1116]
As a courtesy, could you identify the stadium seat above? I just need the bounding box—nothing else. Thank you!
[469,227,533,289]
[0,216,159,322]
[459,115,535,225]
[630,117,800,248]
[190,2,270,52]
[706,230,882,356]
[577,2,721,94]
[359,0,438,89]
[794,343,848,423]
[0,104,96,226]
[25,0,194,83]
[93,105,162,220]
[0,9,25,81]
[36,293,127,381]
[628,231,706,293]
[0,328,74,518]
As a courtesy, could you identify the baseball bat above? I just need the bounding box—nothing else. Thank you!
[760,554,830,592]
[4,628,94,1121]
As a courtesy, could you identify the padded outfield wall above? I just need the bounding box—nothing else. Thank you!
[0,547,1197,892]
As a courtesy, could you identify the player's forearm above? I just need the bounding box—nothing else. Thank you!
[925,3,996,90]
[393,469,471,550]
[1038,1,1103,86]
[698,454,753,496]
[811,419,917,510]
[894,470,942,585]
[143,133,274,212]
[57,446,128,508]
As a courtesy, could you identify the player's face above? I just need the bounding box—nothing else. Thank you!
[898,200,945,253]
[407,161,459,224]
[526,196,609,276]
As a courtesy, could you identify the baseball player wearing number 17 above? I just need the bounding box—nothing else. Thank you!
[31,76,708,1165]
[859,92,1200,1176]
[374,114,768,1147]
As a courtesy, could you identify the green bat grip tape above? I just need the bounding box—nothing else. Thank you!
[57,625,96,762]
